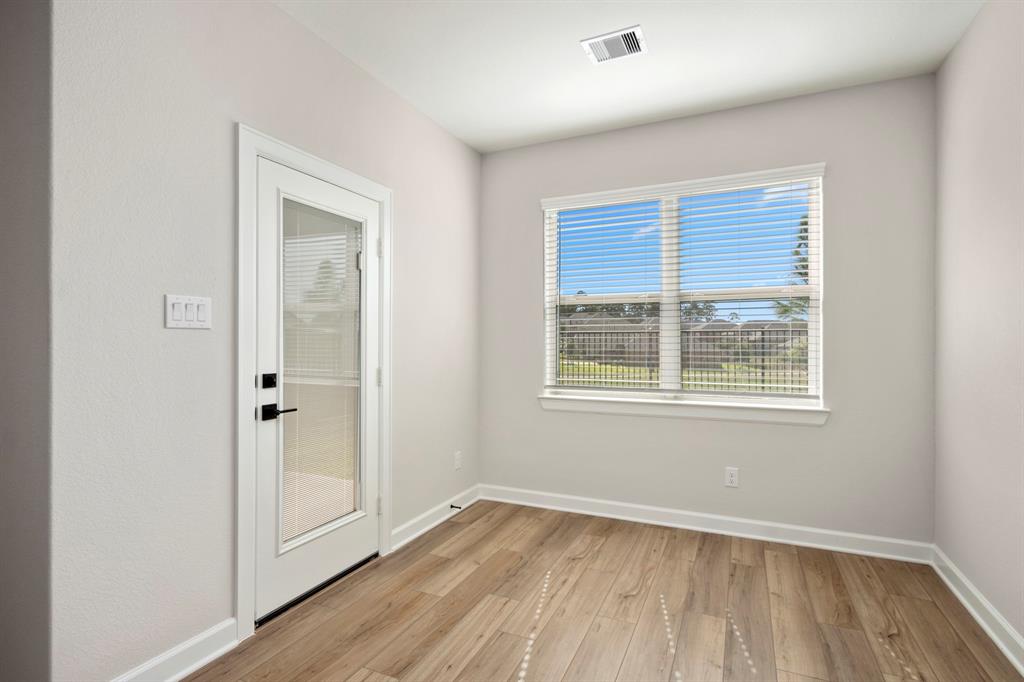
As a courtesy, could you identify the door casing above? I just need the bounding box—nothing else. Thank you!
[236,124,394,641]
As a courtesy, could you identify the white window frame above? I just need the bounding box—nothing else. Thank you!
[539,163,829,426]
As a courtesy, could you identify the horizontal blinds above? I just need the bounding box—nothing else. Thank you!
[544,175,821,398]
[545,200,663,390]
[283,232,361,381]
[281,198,361,544]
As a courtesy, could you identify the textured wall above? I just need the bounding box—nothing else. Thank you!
[0,1,52,679]
[480,76,937,542]
[935,0,1024,636]
[50,2,480,678]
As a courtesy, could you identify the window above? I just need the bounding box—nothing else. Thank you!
[542,164,824,416]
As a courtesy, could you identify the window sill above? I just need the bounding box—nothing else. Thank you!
[537,392,830,426]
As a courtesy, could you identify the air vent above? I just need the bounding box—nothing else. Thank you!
[580,25,647,64]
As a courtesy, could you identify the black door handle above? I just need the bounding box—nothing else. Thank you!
[261,403,298,421]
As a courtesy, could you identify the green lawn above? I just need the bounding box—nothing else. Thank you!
[558,358,807,392]
[558,359,658,388]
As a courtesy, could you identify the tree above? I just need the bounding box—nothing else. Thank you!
[305,260,342,304]
[681,300,717,322]
[573,290,588,313]
[571,290,657,318]
[774,215,810,321]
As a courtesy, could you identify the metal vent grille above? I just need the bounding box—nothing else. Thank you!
[581,25,647,64]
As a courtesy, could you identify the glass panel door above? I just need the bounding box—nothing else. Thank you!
[280,198,362,544]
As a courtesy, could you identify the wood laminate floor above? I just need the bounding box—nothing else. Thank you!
[189,502,1022,682]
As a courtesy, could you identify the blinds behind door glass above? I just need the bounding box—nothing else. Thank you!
[544,175,821,398]
[281,198,362,544]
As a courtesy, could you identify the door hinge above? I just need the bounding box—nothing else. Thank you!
[376,237,382,258]
[376,495,382,516]
[356,250,363,271]
[376,367,382,386]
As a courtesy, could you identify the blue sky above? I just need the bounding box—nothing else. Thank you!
[557,184,812,320]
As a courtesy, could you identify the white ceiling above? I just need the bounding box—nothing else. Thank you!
[277,0,981,152]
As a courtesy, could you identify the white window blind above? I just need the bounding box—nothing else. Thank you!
[281,199,362,543]
[543,164,823,405]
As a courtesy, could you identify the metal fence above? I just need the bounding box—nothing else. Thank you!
[680,322,808,393]
[558,328,659,388]
[557,316,808,393]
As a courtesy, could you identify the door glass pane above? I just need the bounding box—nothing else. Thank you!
[281,198,361,544]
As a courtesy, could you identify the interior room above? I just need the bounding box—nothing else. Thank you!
[1,1,1021,680]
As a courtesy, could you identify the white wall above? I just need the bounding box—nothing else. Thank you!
[0,1,52,679]
[935,0,1024,637]
[480,76,937,542]
[49,2,480,679]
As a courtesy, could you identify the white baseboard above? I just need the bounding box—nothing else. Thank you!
[389,485,480,552]
[116,486,1023,682]
[113,488,479,681]
[478,483,1023,675]
[113,486,482,681]
[112,618,238,682]
[932,546,1024,677]
[478,483,933,562]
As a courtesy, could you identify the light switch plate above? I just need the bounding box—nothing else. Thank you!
[165,294,212,329]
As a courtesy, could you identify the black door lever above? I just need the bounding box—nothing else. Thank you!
[261,403,298,421]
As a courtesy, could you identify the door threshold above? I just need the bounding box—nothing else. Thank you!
[255,552,379,628]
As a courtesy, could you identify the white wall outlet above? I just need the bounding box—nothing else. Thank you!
[725,466,740,488]
[454,450,463,470]
[165,294,212,329]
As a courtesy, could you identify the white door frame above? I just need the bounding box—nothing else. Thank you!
[236,124,394,641]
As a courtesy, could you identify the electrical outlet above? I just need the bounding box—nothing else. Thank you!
[454,450,463,470]
[725,466,740,488]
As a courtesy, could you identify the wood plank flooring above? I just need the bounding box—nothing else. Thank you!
[189,502,1022,682]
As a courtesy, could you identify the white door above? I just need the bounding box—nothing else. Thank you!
[255,157,380,619]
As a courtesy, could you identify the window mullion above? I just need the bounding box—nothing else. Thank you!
[659,197,681,390]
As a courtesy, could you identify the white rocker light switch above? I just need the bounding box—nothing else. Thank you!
[165,294,212,329]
